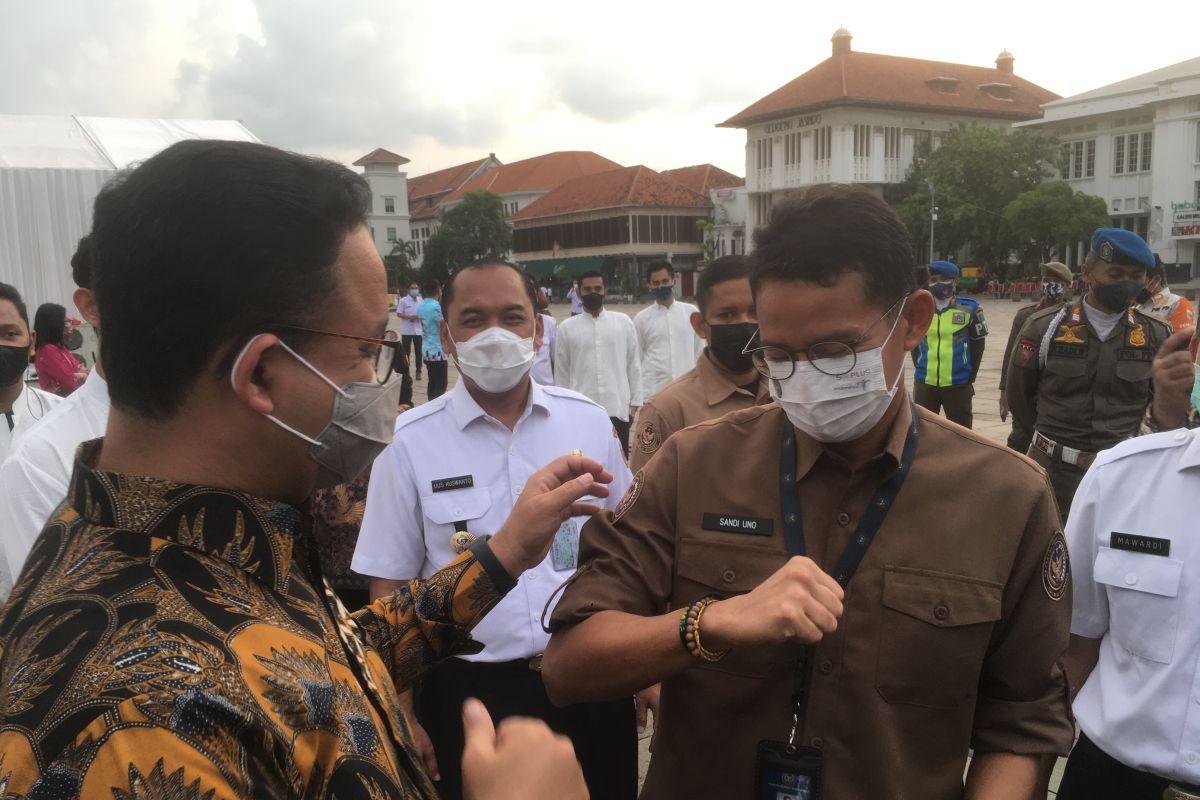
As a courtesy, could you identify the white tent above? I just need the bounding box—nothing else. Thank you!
[0,115,261,315]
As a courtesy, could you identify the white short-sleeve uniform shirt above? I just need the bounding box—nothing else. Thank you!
[352,378,632,662]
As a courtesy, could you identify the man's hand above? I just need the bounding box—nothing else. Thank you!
[490,454,613,576]
[702,557,844,650]
[412,719,439,781]
[635,683,661,751]
[998,390,1009,417]
[461,699,588,800]
[1151,326,1195,430]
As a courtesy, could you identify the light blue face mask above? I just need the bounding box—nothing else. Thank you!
[1191,364,1200,412]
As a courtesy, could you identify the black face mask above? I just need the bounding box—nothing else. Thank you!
[929,281,954,300]
[1092,280,1142,313]
[708,322,758,373]
[0,344,29,387]
[581,292,604,312]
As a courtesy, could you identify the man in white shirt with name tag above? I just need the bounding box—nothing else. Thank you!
[1060,425,1200,799]
[353,258,636,800]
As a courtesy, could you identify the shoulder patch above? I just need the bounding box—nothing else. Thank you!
[1042,531,1070,601]
[638,421,661,454]
[612,470,644,523]
[1015,338,1037,367]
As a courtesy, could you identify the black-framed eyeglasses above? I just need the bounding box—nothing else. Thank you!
[270,324,400,384]
[742,295,908,379]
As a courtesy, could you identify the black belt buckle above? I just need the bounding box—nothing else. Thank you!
[755,740,821,800]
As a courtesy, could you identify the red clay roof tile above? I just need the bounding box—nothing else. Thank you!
[441,151,623,204]
[353,147,410,166]
[661,164,744,195]
[511,165,710,221]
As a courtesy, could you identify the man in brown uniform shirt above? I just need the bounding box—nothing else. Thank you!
[631,254,769,472]
[544,186,1073,800]
[1007,228,1170,521]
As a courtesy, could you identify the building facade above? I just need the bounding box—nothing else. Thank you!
[719,28,1058,244]
[1018,57,1200,277]
[407,155,501,268]
[661,164,747,259]
[353,148,412,257]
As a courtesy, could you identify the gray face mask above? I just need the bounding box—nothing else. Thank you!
[232,336,402,489]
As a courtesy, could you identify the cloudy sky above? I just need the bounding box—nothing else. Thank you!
[2,0,1196,178]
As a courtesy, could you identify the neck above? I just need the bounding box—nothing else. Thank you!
[706,350,758,386]
[0,379,22,413]
[657,298,673,307]
[826,389,905,469]
[465,376,531,430]
[1084,292,1120,316]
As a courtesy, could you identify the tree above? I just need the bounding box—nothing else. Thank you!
[419,190,513,287]
[886,124,1060,278]
[1003,182,1110,268]
[695,218,717,263]
[384,239,418,293]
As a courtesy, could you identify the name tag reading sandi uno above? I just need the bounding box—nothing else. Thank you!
[702,513,774,536]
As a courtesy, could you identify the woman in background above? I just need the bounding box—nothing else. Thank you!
[33,303,86,396]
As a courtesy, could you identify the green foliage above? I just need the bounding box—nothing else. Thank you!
[384,239,419,292]
[1003,182,1110,266]
[696,218,717,263]
[419,190,514,287]
[887,124,1060,276]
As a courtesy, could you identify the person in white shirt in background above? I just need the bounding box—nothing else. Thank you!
[352,258,636,800]
[555,269,642,457]
[0,283,62,468]
[397,281,424,380]
[0,237,108,599]
[633,259,703,403]
[531,284,557,386]
[567,280,583,316]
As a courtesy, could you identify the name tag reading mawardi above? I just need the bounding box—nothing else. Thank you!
[702,513,774,536]
[1110,532,1171,557]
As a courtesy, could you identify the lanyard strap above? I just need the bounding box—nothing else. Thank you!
[778,403,919,746]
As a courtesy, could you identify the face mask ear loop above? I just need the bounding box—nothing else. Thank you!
[230,334,335,448]
[881,298,908,395]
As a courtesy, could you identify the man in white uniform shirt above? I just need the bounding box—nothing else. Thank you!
[1059,426,1200,799]
[397,281,424,380]
[353,259,636,800]
[0,283,62,465]
[634,259,703,403]
[555,269,642,457]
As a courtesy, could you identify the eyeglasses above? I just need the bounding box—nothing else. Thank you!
[742,296,908,379]
[269,324,400,384]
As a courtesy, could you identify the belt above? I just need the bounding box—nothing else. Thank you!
[1032,430,1097,470]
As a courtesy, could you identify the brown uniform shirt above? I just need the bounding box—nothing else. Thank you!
[630,348,770,472]
[551,401,1073,800]
[1007,302,1170,451]
[999,299,1061,391]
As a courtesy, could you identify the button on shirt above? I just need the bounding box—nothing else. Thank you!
[555,309,642,422]
[1068,428,1200,784]
[634,301,704,403]
[397,294,423,336]
[352,379,632,662]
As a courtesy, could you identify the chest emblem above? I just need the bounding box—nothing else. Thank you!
[613,471,644,523]
[1054,322,1086,345]
[1128,324,1147,347]
[951,311,966,325]
[1042,531,1070,601]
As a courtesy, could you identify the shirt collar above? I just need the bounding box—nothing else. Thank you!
[68,439,303,591]
[449,376,550,431]
[696,350,767,407]
[792,396,912,481]
[1177,429,1200,471]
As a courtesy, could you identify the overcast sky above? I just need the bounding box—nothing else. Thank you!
[2,0,1196,178]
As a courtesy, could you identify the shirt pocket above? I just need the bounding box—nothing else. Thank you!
[1093,546,1182,664]
[674,537,787,679]
[876,566,1003,709]
[421,487,493,530]
[1109,360,1153,411]
[1045,356,1088,381]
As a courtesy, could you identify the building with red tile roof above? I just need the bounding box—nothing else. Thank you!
[406,154,501,265]
[660,164,744,196]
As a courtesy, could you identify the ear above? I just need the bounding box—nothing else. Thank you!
[689,311,709,342]
[27,330,36,356]
[230,333,283,416]
[73,288,101,329]
[900,291,934,351]
[533,313,544,353]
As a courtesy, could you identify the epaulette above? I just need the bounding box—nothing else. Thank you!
[1093,429,1193,468]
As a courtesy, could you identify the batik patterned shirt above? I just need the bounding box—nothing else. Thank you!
[0,440,511,799]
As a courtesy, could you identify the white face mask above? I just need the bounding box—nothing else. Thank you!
[768,305,905,443]
[453,326,535,394]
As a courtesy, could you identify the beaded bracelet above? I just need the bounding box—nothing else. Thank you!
[680,596,730,662]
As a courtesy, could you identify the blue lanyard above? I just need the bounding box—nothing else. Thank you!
[777,403,919,746]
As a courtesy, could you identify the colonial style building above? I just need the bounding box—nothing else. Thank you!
[1018,57,1200,277]
[662,165,747,259]
[719,28,1058,242]
[407,155,501,266]
[354,148,412,257]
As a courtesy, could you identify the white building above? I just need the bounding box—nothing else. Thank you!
[1018,57,1200,277]
[719,28,1058,251]
[407,155,501,268]
[353,148,412,257]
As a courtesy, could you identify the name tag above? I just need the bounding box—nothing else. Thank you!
[702,512,774,536]
[550,520,579,571]
[431,475,474,493]
[1116,349,1153,362]
[1110,532,1170,557]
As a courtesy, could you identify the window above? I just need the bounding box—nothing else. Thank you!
[1113,132,1152,174]
[756,138,773,170]
[853,124,872,158]
[1141,132,1153,172]
[1072,142,1083,178]
[1062,140,1095,180]
[1086,140,1096,177]
[386,227,397,242]
[1114,135,1126,174]
[754,194,773,226]
[812,126,832,162]
[384,197,395,213]
[884,126,902,159]
[784,132,802,165]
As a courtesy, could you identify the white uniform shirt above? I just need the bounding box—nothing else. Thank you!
[531,314,557,386]
[0,370,110,598]
[351,378,632,662]
[1068,428,1200,783]
[633,301,703,403]
[1,382,62,463]
[397,294,424,336]
[555,310,642,421]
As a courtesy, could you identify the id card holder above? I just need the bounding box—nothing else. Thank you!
[754,740,822,800]
[550,520,579,571]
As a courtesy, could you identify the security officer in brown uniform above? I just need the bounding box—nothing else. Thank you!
[1007,228,1169,521]
[999,260,1073,452]
[542,186,1073,800]
[631,254,770,472]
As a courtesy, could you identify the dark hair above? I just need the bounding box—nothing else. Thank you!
[91,139,371,419]
[33,303,66,350]
[0,282,29,328]
[421,280,440,296]
[752,185,917,308]
[696,255,752,315]
[441,258,537,317]
[71,235,93,290]
[578,269,605,286]
[645,259,674,281]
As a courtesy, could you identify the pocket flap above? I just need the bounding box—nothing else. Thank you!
[421,487,493,525]
[1116,361,1152,382]
[882,567,1003,628]
[676,537,784,594]
[1094,547,1182,598]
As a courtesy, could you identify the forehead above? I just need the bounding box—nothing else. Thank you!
[706,277,752,305]
[330,227,388,327]
[755,274,883,343]
[0,299,26,328]
[580,276,604,287]
[648,267,672,281]
[449,265,532,312]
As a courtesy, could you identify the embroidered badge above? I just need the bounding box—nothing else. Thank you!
[638,422,661,454]
[952,311,966,325]
[1100,240,1114,261]
[1015,338,1037,367]
[1128,324,1147,347]
[1042,531,1070,601]
[612,470,644,523]
[1054,322,1086,345]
